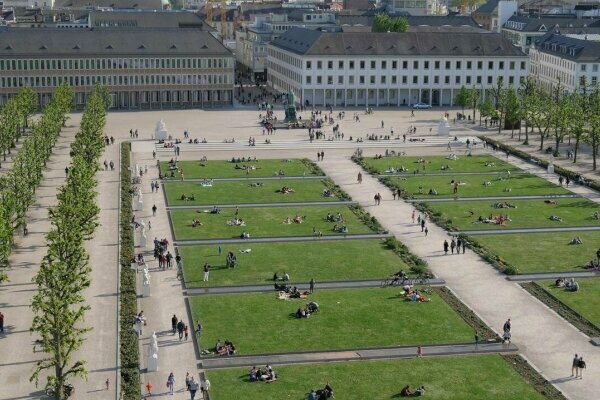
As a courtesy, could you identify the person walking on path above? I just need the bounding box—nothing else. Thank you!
[392,189,397,200]
[450,239,456,254]
[309,278,315,294]
[105,378,110,391]
[177,320,186,340]
[417,214,421,226]
[577,356,586,379]
[189,377,199,400]
[421,219,426,232]
[357,172,362,184]
[145,382,153,396]
[320,151,325,161]
[167,372,175,395]
[374,193,379,206]
[218,245,222,256]
[171,314,178,334]
[462,238,467,253]
[203,263,210,282]
[152,204,157,216]
[424,227,429,236]
[0,311,4,333]
[474,332,479,347]
[417,346,423,357]
[412,210,416,224]
[559,176,564,186]
[572,354,579,377]
[503,318,511,333]
[185,372,192,391]
[443,240,449,255]
[184,324,189,340]
[317,152,321,161]
[456,238,462,254]
[566,176,570,187]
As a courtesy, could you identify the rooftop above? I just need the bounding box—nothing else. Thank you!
[504,15,600,32]
[533,32,600,61]
[270,27,526,57]
[0,27,232,57]
[53,0,163,9]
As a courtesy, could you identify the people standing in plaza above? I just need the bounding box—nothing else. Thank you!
[443,240,449,254]
[309,278,315,294]
[0,311,4,333]
[357,172,362,184]
[450,238,456,254]
[577,356,586,379]
[152,204,157,216]
[572,354,579,377]
[171,314,178,334]
[177,320,186,340]
[421,219,426,232]
[167,372,175,395]
[189,377,199,400]
[203,263,210,282]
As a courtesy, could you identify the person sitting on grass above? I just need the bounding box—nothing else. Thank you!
[218,340,236,356]
[555,277,565,287]
[428,188,438,195]
[415,386,426,396]
[180,194,195,201]
[550,215,563,222]
[293,215,305,224]
[592,212,600,220]
[249,182,264,187]
[400,385,413,397]
[279,186,295,194]
[191,219,203,227]
[226,252,237,268]
[545,199,557,205]
[283,217,292,224]
[307,302,319,313]
[565,278,579,292]
[296,307,310,318]
[229,218,245,226]
[333,224,348,233]
[322,189,333,197]
[570,236,583,245]
[210,206,221,214]
[240,232,250,239]
[249,366,259,382]
[317,383,334,399]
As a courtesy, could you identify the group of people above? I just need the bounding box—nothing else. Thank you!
[325,212,344,223]
[403,286,430,303]
[191,218,203,228]
[153,238,173,270]
[249,365,277,383]
[443,238,466,254]
[278,186,295,194]
[180,194,196,201]
[225,251,238,268]
[555,278,580,292]
[493,202,516,209]
[283,215,305,224]
[295,302,319,318]
[171,314,190,341]
[475,214,511,225]
[400,385,426,397]
[215,339,236,356]
[308,383,334,399]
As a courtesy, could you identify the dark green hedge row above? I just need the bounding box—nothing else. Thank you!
[300,158,325,176]
[119,143,141,399]
[322,178,352,201]
[382,237,428,275]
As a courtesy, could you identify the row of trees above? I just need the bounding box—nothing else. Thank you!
[0,85,73,282]
[0,87,37,168]
[455,79,600,166]
[30,85,109,399]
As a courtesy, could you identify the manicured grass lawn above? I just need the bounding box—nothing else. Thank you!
[190,287,473,355]
[541,278,600,329]
[389,173,569,199]
[180,239,407,287]
[164,179,337,206]
[427,197,600,231]
[160,159,320,179]
[472,231,600,273]
[171,205,373,240]
[363,154,518,174]
[206,356,544,400]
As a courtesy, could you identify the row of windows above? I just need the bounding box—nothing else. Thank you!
[0,74,233,88]
[305,74,523,86]
[0,57,234,71]
[305,59,527,71]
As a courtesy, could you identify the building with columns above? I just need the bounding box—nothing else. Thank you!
[0,27,234,109]
[267,28,528,107]
[529,33,600,93]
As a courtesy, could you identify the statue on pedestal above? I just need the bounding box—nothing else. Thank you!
[147,331,159,372]
[155,119,168,140]
[284,91,298,123]
[437,116,451,137]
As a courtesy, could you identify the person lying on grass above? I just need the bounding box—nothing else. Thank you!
[332,224,348,233]
[180,193,195,201]
[228,218,245,226]
[278,186,295,194]
[325,212,344,223]
[191,219,203,227]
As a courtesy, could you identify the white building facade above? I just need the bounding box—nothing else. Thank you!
[529,33,600,93]
[268,28,529,107]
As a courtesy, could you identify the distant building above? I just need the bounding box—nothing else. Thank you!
[267,27,528,107]
[343,0,369,10]
[529,32,600,92]
[388,0,446,16]
[0,27,234,108]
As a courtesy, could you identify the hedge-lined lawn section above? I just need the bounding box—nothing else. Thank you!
[206,356,544,400]
[180,239,406,287]
[389,173,569,199]
[190,287,473,355]
[472,231,600,273]
[165,178,337,206]
[171,205,373,240]
[363,154,518,174]
[160,159,321,179]
[427,197,600,231]
[541,279,600,329]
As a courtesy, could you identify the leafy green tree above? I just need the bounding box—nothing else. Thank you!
[568,90,587,163]
[454,86,471,115]
[372,14,408,33]
[549,83,571,157]
[469,86,480,124]
[503,87,522,138]
[585,86,600,170]
[478,98,495,127]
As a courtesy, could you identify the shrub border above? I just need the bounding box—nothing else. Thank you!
[501,354,567,400]
[119,142,141,400]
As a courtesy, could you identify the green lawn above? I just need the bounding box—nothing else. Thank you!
[190,287,473,355]
[362,154,518,174]
[206,356,544,400]
[388,173,569,199]
[180,239,407,287]
[426,197,600,231]
[472,231,600,273]
[164,178,337,206]
[171,205,373,240]
[541,278,600,329]
[160,159,321,179]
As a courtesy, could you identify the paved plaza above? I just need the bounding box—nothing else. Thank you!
[1,106,600,399]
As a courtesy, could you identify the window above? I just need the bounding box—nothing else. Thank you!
[509,76,514,85]
[412,76,418,84]
[370,76,375,84]
[413,61,418,69]
[592,77,597,85]
[499,61,504,70]
[456,61,461,69]
[488,61,494,69]
[444,76,450,84]
[360,61,365,69]
[349,61,355,69]
[580,76,586,85]
[392,61,397,69]
[338,61,344,69]
[423,76,429,84]
[593,64,598,72]
[317,61,322,69]
[381,76,386,84]
[359,76,365,84]
[509,61,515,70]
[306,61,312,69]
[349,76,354,84]
[455,76,461,84]
[477,61,483,70]
[434,61,440,69]
[520,61,526,70]
[317,76,322,84]
[434,76,439,84]
[338,76,343,84]
[445,61,451,69]
[327,61,333,69]
[402,61,408,69]
[370,61,376,69]
[581,64,587,72]
[424,61,429,69]
[327,76,333,84]
[487,76,493,84]
[466,76,471,84]
[392,76,397,84]
[476,76,482,84]
[467,61,472,69]
[381,61,387,69]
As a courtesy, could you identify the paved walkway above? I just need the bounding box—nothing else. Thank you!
[175,233,392,246]
[201,342,518,369]
[320,154,600,400]
[462,226,600,235]
[167,200,355,209]
[186,278,446,296]
[406,194,580,203]
[507,271,600,282]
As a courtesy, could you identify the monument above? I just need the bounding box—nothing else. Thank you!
[437,116,451,136]
[155,119,168,140]
[142,267,151,297]
[147,331,159,372]
[548,154,555,174]
[284,91,298,123]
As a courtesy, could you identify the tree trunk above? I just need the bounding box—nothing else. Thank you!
[593,133,598,170]
[555,135,561,156]
[574,137,580,163]
[539,130,545,151]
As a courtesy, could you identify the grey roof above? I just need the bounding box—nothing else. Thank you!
[406,15,479,27]
[0,28,232,57]
[534,32,600,62]
[408,25,489,33]
[54,0,163,9]
[474,0,500,15]
[270,27,526,57]
[504,15,600,32]
[89,10,212,29]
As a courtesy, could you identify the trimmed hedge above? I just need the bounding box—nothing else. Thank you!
[382,237,428,275]
[321,178,352,201]
[119,143,140,400]
[300,158,325,176]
